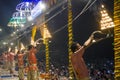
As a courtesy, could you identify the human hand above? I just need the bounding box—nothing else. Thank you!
[92,31,105,39]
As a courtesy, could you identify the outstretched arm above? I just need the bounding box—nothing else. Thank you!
[83,30,104,48]
[83,33,94,49]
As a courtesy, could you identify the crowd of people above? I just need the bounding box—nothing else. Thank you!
[0,50,114,80]
[0,45,39,80]
[36,59,114,80]
[88,60,114,80]
[0,49,15,75]
[0,31,114,80]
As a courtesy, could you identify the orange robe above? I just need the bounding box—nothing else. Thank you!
[27,50,38,80]
[28,51,38,71]
[28,52,37,65]
[18,54,24,67]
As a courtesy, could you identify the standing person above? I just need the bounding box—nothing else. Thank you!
[70,31,104,80]
[71,35,93,80]
[1,52,9,70]
[8,49,15,76]
[27,45,39,80]
[17,50,25,80]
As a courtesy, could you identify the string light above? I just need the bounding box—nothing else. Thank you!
[100,4,114,30]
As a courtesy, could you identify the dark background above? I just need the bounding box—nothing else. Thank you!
[0,0,114,66]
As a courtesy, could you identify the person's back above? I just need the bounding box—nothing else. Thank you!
[18,53,24,67]
[28,51,37,65]
[9,52,15,62]
[27,45,38,80]
[71,46,89,80]
[71,31,105,80]
[70,34,93,80]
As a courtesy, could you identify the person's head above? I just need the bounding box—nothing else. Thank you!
[17,50,20,54]
[27,45,37,53]
[21,50,24,54]
[4,52,7,55]
[71,42,81,53]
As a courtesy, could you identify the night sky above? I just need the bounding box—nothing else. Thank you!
[0,0,114,65]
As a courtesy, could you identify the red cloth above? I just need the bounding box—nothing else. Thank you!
[2,53,8,61]
[8,52,15,62]
[28,52,37,64]
[18,54,24,66]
